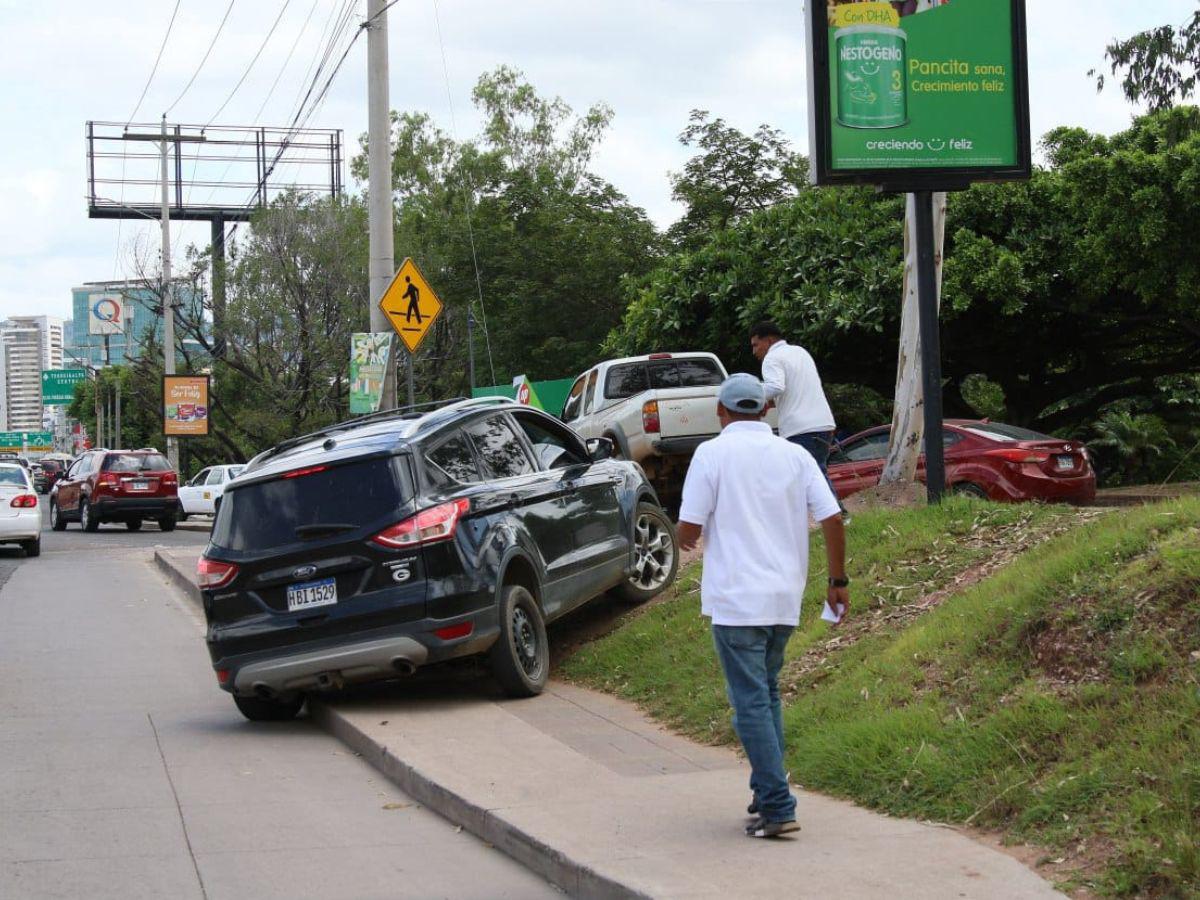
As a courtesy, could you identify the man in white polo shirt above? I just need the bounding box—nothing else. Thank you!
[677,373,849,838]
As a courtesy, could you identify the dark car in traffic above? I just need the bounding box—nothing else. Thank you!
[828,419,1096,504]
[50,449,180,532]
[34,459,66,494]
[199,398,679,721]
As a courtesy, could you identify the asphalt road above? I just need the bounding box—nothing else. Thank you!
[0,510,559,899]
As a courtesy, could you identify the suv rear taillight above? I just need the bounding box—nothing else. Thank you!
[96,472,119,488]
[10,494,37,508]
[642,401,660,434]
[372,498,470,549]
[197,557,239,589]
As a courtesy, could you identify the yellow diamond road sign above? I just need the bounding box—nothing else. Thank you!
[379,258,443,353]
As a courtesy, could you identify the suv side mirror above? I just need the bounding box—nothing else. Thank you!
[586,437,615,462]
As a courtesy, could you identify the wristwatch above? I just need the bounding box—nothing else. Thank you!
[828,576,850,588]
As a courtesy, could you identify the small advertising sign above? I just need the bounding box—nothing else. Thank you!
[349,333,392,414]
[805,0,1031,188]
[163,375,210,436]
[41,369,88,406]
[88,293,126,336]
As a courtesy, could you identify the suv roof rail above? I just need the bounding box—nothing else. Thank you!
[248,396,516,469]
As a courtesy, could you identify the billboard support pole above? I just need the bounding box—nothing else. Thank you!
[158,116,179,472]
[913,190,945,504]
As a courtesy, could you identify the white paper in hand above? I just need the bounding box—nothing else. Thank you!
[821,601,845,624]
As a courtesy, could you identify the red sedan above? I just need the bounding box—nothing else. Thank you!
[827,420,1097,504]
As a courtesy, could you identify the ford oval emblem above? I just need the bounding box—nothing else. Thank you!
[293,565,318,579]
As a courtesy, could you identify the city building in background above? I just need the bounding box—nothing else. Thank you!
[0,315,64,431]
[68,280,208,368]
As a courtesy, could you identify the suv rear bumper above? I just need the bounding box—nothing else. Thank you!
[211,609,502,697]
[93,496,179,519]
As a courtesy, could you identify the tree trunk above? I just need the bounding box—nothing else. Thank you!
[879,191,946,485]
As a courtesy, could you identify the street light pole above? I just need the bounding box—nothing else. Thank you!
[158,116,179,469]
[366,0,402,410]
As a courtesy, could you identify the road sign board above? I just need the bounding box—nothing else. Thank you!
[379,258,443,353]
[42,369,88,405]
[0,431,53,453]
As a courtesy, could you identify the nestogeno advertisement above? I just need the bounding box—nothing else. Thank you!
[807,0,1030,184]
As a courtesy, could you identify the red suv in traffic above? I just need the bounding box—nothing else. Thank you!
[50,449,180,532]
[827,420,1096,505]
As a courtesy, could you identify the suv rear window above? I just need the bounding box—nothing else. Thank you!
[103,453,171,472]
[211,455,414,551]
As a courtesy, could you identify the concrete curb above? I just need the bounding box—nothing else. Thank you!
[150,549,643,899]
[307,702,647,900]
[154,549,202,608]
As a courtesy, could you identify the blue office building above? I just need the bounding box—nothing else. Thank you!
[68,281,208,368]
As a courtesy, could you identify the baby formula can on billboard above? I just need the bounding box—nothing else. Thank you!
[835,25,907,129]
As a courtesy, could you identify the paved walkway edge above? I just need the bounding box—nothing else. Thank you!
[151,548,644,899]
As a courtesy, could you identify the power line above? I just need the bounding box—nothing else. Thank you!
[126,0,182,126]
[204,0,293,128]
[163,0,238,117]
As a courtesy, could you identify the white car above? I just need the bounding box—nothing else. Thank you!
[178,465,244,519]
[0,462,41,556]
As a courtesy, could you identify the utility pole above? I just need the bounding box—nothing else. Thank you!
[114,377,122,451]
[121,123,205,469]
[367,0,403,410]
[159,116,178,469]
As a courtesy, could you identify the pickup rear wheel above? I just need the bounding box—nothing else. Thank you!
[490,584,548,697]
[613,502,679,603]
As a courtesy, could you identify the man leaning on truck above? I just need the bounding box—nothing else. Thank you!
[749,322,840,499]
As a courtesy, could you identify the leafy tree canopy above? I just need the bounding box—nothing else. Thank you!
[1094,9,1200,110]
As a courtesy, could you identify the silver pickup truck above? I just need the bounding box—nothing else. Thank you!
[559,353,739,506]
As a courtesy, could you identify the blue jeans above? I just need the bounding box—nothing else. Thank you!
[787,430,839,500]
[711,624,796,823]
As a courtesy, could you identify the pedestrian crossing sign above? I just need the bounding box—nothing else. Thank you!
[379,258,443,353]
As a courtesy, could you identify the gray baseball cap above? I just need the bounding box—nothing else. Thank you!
[718,373,766,414]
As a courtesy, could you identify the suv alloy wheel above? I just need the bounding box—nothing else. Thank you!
[614,502,679,603]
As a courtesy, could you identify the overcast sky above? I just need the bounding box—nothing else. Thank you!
[0,0,1192,324]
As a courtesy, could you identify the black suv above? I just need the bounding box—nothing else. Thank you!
[200,398,679,721]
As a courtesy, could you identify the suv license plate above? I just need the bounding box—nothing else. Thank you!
[130,480,151,491]
[1054,455,1074,471]
[286,577,338,612]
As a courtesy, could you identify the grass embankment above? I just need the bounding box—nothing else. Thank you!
[562,498,1200,897]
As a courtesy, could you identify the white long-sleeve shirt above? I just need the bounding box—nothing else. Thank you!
[760,340,835,438]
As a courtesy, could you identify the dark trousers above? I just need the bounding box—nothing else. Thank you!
[786,430,839,500]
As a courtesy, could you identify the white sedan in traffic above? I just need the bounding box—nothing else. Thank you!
[0,463,41,556]
[178,465,244,519]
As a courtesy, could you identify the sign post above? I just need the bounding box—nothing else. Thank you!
[805,0,1030,502]
[378,258,445,409]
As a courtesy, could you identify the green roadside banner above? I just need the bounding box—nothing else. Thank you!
[42,369,87,405]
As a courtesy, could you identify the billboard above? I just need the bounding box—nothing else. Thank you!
[163,375,210,436]
[805,0,1031,187]
[42,369,88,405]
[88,293,126,336]
[349,333,392,414]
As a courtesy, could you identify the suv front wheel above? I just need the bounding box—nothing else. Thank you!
[490,584,549,697]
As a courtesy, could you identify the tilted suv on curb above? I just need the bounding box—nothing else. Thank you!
[199,398,679,721]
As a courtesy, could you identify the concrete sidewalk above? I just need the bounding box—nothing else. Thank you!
[155,549,1060,899]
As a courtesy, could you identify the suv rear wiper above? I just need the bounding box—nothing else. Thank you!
[294,523,357,538]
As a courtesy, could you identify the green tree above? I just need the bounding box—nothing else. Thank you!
[354,66,661,393]
[1094,9,1200,110]
[1088,410,1174,485]
[667,110,807,247]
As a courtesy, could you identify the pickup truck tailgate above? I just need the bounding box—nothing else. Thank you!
[655,391,722,439]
